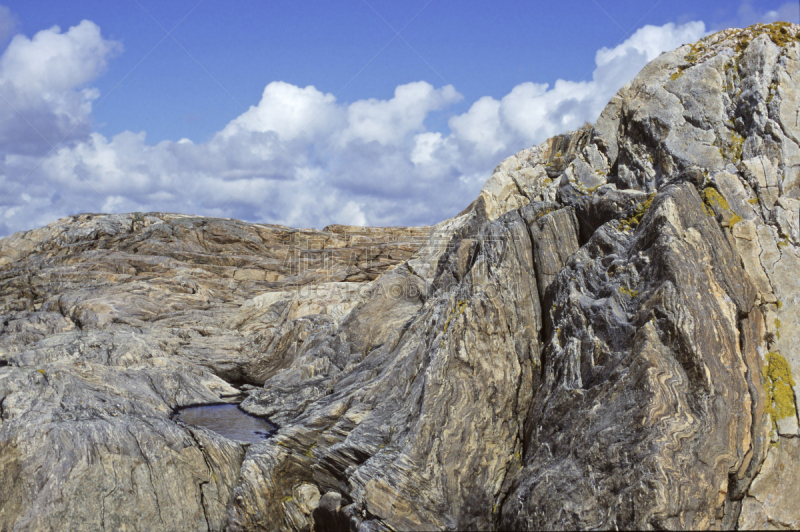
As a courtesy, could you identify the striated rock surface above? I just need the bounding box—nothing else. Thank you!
[2,22,800,531]
[0,216,429,531]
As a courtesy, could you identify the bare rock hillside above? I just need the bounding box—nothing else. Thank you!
[1,22,800,531]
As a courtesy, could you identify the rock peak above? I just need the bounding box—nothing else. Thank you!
[2,23,800,531]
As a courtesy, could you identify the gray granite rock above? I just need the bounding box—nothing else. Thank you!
[2,21,800,531]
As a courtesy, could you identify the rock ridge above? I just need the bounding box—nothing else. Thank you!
[1,22,800,531]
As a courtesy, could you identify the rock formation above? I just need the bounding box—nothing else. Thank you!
[1,22,799,531]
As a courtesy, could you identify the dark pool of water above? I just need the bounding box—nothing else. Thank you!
[173,403,277,444]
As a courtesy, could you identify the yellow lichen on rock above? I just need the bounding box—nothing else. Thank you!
[619,286,639,298]
[443,300,468,334]
[618,193,656,232]
[728,22,799,53]
[702,186,728,211]
[716,130,745,162]
[763,352,797,421]
[761,21,798,47]
[702,186,743,226]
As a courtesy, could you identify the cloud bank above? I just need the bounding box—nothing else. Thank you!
[0,17,711,236]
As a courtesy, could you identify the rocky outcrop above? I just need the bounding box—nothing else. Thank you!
[2,22,800,531]
[0,215,429,531]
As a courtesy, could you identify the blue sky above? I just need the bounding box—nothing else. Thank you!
[0,0,797,235]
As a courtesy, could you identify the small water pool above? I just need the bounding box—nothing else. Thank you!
[173,403,277,444]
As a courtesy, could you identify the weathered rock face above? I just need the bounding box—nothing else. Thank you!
[0,216,429,531]
[2,22,800,531]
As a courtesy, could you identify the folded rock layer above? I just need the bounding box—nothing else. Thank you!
[1,22,799,531]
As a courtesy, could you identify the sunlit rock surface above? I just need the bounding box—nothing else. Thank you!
[2,22,800,531]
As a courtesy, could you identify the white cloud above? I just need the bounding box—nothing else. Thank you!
[448,22,706,165]
[0,19,120,155]
[0,14,709,236]
[595,22,706,67]
[0,20,119,94]
[341,82,460,146]
[410,132,443,166]
[219,81,342,143]
[449,96,506,156]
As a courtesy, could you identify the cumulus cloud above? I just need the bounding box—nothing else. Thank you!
[219,81,343,143]
[0,15,707,236]
[341,82,460,146]
[0,19,120,156]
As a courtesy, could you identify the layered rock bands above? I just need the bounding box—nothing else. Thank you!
[1,22,799,531]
